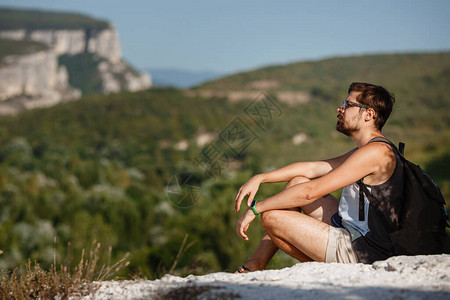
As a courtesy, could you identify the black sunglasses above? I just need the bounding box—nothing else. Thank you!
[342,100,369,110]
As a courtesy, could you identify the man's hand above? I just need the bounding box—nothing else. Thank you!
[234,175,263,212]
[236,208,256,240]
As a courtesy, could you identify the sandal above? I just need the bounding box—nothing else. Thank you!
[236,265,251,273]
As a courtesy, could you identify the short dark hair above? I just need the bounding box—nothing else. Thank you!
[348,82,395,130]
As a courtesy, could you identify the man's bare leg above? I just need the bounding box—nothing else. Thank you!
[261,209,331,262]
[241,233,279,271]
[240,176,338,271]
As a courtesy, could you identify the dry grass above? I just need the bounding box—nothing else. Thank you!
[168,234,196,275]
[0,241,129,300]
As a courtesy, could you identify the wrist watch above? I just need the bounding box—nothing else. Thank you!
[250,200,261,216]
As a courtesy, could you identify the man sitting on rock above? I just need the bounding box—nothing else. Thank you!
[234,82,402,270]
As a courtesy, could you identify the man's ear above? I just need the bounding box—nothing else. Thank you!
[365,108,376,121]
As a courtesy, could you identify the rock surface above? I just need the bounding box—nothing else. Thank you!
[85,255,450,299]
[0,49,81,114]
[0,25,151,115]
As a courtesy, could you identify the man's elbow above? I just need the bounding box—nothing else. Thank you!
[301,186,317,203]
[303,192,315,202]
[291,182,320,205]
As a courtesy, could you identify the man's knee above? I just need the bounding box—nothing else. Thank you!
[261,210,283,233]
[285,176,310,189]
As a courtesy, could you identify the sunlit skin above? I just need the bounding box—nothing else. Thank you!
[234,91,396,269]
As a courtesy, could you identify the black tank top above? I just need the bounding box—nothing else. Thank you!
[351,141,404,264]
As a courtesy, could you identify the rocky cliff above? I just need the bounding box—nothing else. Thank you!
[0,46,81,114]
[0,8,151,115]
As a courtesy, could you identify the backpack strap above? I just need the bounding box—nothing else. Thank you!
[357,180,365,221]
[399,142,405,156]
[356,179,378,221]
[368,137,399,152]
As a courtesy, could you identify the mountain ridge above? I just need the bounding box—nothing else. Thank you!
[196,51,450,93]
[147,68,223,88]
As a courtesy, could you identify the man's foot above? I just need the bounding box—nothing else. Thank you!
[235,265,251,273]
[234,259,267,273]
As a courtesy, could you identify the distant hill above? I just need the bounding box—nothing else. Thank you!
[147,68,223,88]
[198,52,450,95]
[194,52,450,154]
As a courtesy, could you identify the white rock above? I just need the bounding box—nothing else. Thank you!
[0,25,152,114]
[85,255,450,300]
[87,28,122,64]
[124,71,152,92]
[0,29,26,40]
[196,133,216,148]
[174,140,189,151]
[0,49,81,114]
[29,30,86,55]
[292,133,308,145]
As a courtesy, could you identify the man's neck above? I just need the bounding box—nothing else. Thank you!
[352,130,385,148]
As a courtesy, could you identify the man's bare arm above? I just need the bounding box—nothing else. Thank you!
[260,148,357,183]
[253,144,384,213]
[234,148,357,212]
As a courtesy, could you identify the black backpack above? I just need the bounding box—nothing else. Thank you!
[359,137,449,255]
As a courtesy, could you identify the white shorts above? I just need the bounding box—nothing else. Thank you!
[326,226,359,263]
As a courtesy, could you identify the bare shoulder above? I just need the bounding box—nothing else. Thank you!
[357,141,397,184]
[349,141,394,160]
[364,141,395,157]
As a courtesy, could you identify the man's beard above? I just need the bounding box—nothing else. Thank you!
[336,116,359,137]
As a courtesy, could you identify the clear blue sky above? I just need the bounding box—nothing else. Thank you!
[1,0,449,74]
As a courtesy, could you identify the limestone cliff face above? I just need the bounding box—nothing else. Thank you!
[0,49,81,114]
[29,30,86,56]
[0,28,119,59]
[87,28,122,63]
[0,25,151,115]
